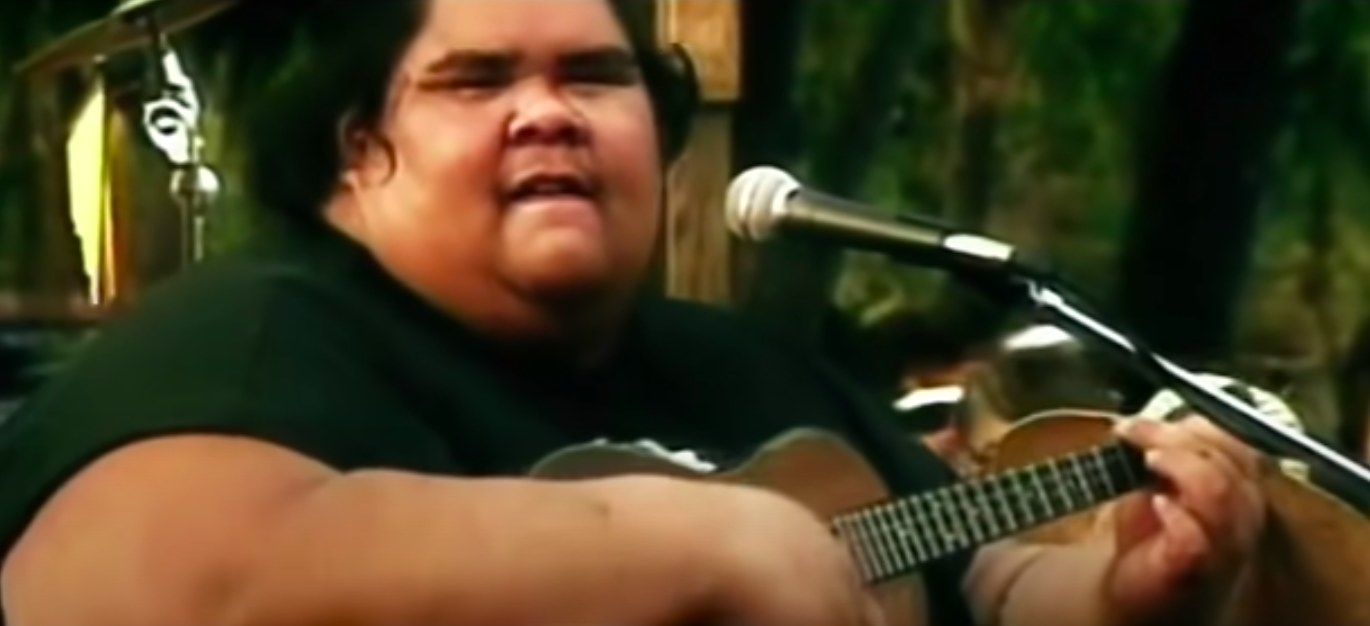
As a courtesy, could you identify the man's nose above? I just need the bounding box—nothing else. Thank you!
[508,81,589,147]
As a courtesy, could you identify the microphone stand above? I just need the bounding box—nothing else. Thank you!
[999,271,1370,515]
[131,10,220,268]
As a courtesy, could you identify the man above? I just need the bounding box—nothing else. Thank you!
[0,2,1264,625]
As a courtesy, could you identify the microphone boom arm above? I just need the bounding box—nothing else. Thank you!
[1015,275,1370,514]
[723,164,1370,511]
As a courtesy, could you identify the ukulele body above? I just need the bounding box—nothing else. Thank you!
[530,428,929,626]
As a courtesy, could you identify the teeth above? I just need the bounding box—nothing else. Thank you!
[534,182,571,194]
[517,178,587,199]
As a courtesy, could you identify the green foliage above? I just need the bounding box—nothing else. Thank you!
[790,0,1370,434]
[817,2,1185,324]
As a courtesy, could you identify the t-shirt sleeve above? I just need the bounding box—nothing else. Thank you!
[0,274,451,564]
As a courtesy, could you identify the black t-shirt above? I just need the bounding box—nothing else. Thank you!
[0,227,975,625]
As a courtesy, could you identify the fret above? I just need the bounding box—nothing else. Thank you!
[1007,469,1037,527]
[972,481,1001,538]
[990,473,1018,532]
[858,515,883,582]
[840,513,872,579]
[877,508,903,575]
[954,485,985,545]
[1093,448,1121,497]
[1089,446,1117,496]
[936,488,967,551]
[834,515,873,582]
[1041,462,1063,517]
[871,504,893,572]
[894,499,928,564]
[878,504,913,574]
[1069,454,1097,503]
[918,492,948,557]
[1048,458,1076,511]
[941,487,964,547]
[858,511,893,579]
[1112,444,1144,490]
[1019,468,1046,523]
[1035,466,1058,519]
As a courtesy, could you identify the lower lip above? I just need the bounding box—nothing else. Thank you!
[507,195,602,224]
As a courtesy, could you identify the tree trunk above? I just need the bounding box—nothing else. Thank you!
[1115,0,1300,363]
[946,0,1016,229]
[738,0,924,345]
[927,0,1020,339]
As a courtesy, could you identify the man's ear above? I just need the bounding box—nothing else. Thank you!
[336,112,395,187]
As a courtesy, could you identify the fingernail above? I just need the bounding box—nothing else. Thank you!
[1145,450,1161,467]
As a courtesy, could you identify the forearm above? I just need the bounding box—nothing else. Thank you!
[220,471,709,626]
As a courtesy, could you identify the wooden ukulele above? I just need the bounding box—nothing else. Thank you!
[530,411,1370,626]
[531,415,1153,626]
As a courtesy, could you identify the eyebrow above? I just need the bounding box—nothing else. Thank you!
[423,49,520,76]
[421,45,638,76]
[560,45,639,73]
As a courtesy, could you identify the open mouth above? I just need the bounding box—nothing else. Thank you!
[503,173,601,207]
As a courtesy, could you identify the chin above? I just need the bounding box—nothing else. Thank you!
[512,248,617,303]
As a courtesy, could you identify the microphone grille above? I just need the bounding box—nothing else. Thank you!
[725,166,801,241]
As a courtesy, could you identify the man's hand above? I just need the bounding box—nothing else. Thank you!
[1109,415,1267,624]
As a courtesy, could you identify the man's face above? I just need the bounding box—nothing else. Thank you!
[336,0,662,339]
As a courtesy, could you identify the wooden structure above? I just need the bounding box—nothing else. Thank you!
[656,0,742,306]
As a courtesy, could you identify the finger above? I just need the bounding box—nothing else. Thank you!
[1112,492,1161,548]
[1120,420,1247,488]
[1155,421,1266,548]
[1151,494,1212,579]
[1144,448,1245,558]
[862,596,889,626]
[1174,414,1262,478]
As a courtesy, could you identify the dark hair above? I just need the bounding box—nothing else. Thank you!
[197,0,697,225]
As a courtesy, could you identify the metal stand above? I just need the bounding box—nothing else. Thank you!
[1012,275,1370,514]
[132,13,220,267]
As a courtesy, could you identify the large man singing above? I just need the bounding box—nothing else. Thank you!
[0,2,1263,625]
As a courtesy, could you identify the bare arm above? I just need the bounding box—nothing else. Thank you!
[0,435,713,626]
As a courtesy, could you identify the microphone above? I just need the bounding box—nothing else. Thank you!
[725,166,1039,277]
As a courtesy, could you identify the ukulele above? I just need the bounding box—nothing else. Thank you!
[530,414,1155,626]
[985,411,1370,626]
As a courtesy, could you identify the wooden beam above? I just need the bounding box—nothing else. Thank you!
[657,0,741,103]
[657,0,741,305]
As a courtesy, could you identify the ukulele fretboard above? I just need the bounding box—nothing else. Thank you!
[830,441,1148,584]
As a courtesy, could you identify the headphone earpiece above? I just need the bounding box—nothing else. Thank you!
[644,43,700,164]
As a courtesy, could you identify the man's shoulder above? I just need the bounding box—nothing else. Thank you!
[100,241,360,345]
[16,242,366,420]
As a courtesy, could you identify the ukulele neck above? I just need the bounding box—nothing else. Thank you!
[831,440,1149,584]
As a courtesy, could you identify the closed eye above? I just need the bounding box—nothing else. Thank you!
[418,49,517,92]
[422,72,512,92]
[559,47,641,86]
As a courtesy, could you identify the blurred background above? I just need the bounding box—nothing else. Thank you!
[3,0,1370,462]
